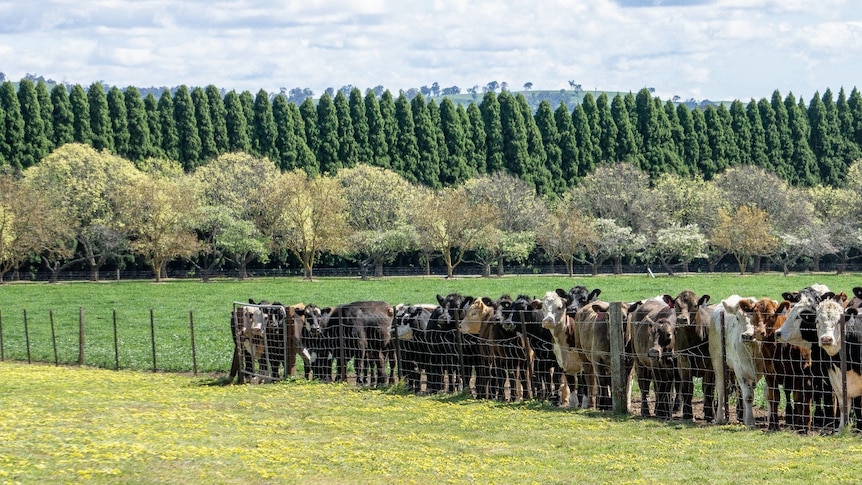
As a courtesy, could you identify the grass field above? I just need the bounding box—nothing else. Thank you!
[3,273,862,483]
[3,361,862,484]
[1,273,860,373]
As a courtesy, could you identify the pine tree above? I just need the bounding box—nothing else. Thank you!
[157,89,179,161]
[124,86,152,162]
[438,97,469,186]
[465,103,486,174]
[581,93,602,162]
[480,91,504,174]
[251,88,277,162]
[429,100,449,184]
[334,91,357,168]
[316,93,341,174]
[17,78,50,167]
[848,87,862,152]
[596,93,618,163]
[393,93,419,182]
[364,90,390,169]
[517,93,551,196]
[704,105,731,175]
[572,103,596,177]
[50,84,74,147]
[173,85,202,170]
[785,92,819,187]
[87,82,113,152]
[69,84,92,145]
[0,81,25,168]
[411,93,441,188]
[143,93,163,157]
[239,91,255,144]
[758,97,781,176]
[535,100,565,194]
[272,94,295,170]
[298,97,319,155]
[611,94,640,165]
[809,90,845,186]
[107,86,130,158]
[288,102,317,174]
[771,90,794,179]
[498,91,530,180]
[691,107,715,179]
[35,81,53,146]
[836,87,861,162]
[379,91,399,172]
[350,88,372,164]
[205,85,228,154]
[191,87,217,161]
[676,104,700,174]
[555,101,579,185]
[223,90,250,153]
[746,99,769,169]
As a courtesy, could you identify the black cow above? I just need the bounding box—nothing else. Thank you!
[565,285,602,317]
[392,303,436,392]
[501,295,556,402]
[424,293,474,393]
[322,301,395,387]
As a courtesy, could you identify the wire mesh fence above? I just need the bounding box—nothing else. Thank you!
[3,295,861,434]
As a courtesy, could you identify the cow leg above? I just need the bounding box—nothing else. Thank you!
[677,359,694,420]
[740,379,757,428]
[655,368,675,420]
[636,362,652,417]
[702,372,716,423]
[766,376,781,431]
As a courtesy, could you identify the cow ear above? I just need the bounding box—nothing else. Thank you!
[436,294,445,306]
[531,299,542,310]
[481,296,495,306]
[823,291,836,300]
[854,287,862,300]
[556,288,568,299]
[589,289,602,300]
[847,308,859,317]
[781,292,799,303]
[698,294,711,307]
[663,294,674,307]
[627,301,642,314]
[777,301,791,315]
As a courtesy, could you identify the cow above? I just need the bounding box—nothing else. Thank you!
[320,301,395,387]
[424,293,474,393]
[628,295,677,419]
[540,289,588,407]
[673,290,718,422]
[230,303,267,384]
[709,295,762,427]
[391,303,436,392]
[459,296,513,401]
[564,285,602,317]
[774,285,839,431]
[502,295,556,402]
[812,291,862,430]
[748,298,810,431]
[572,297,629,411]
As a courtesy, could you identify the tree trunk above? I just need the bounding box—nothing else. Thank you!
[812,255,821,272]
[374,259,384,278]
[591,263,599,276]
[614,256,622,275]
[497,255,505,277]
[89,263,100,282]
[481,262,491,278]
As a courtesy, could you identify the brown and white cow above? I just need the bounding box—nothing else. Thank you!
[540,289,587,408]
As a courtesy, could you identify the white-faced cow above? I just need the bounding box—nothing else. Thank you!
[709,295,762,427]
[540,289,588,408]
[628,295,677,419]
[392,303,437,393]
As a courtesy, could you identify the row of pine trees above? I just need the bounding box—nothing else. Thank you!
[2,79,862,196]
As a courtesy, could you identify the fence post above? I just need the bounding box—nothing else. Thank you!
[150,309,157,373]
[189,310,198,377]
[50,310,58,366]
[719,311,727,425]
[609,302,628,415]
[23,309,31,365]
[78,307,85,366]
[112,309,119,371]
[840,314,848,431]
[0,308,4,361]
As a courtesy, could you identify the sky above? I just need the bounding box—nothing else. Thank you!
[1,0,861,103]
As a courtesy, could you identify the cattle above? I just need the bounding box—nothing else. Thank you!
[572,297,628,411]
[424,293,473,393]
[673,290,718,422]
[628,295,677,419]
[320,301,395,387]
[709,295,762,427]
[811,291,862,430]
[502,295,557,402]
[748,298,811,431]
[459,296,515,401]
[564,285,602,316]
[391,303,437,392]
[774,285,839,431]
[540,289,588,407]
[230,304,267,384]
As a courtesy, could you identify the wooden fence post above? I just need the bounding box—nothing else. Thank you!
[840,315,848,431]
[189,310,198,377]
[50,310,58,366]
[78,307,85,366]
[23,309,31,365]
[150,309,156,373]
[0,308,4,361]
[112,309,119,371]
[609,302,628,415]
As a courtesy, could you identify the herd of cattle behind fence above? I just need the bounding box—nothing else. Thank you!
[231,283,862,435]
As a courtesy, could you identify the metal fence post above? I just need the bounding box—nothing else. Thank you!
[78,307,85,366]
[112,309,119,370]
[840,314,848,430]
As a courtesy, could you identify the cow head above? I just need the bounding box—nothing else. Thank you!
[646,307,677,363]
[565,286,601,316]
[748,298,790,342]
[672,290,703,327]
[774,299,817,348]
[460,297,496,335]
[726,296,758,342]
[816,292,849,356]
[435,293,474,330]
[541,289,569,331]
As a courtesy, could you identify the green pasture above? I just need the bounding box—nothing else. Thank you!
[2,361,862,484]
[0,273,860,373]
